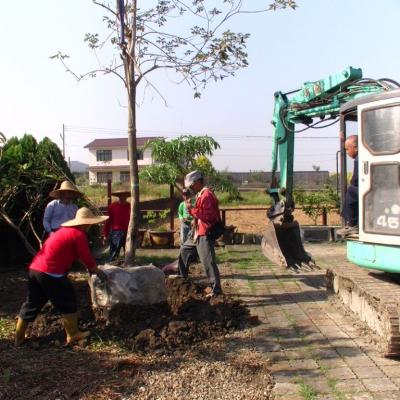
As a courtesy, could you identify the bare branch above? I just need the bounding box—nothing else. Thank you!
[92,0,117,17]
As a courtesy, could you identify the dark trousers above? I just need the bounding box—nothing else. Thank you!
[342,185,358,226]
[109,230,127,260]
[19,269,77,321]
[178,236,222,294]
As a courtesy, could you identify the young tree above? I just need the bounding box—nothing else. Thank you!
[52,0,296,264]
[140,135,240,197]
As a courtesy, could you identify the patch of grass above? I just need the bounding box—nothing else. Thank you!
[247,277,257,294]
[217,190,271,206]
[81,182,170,208]
[0,317,14,340]
[90,334,126,353]
[328,378,347,400]
[135,253,177,266]
[298,381,318,400]
[235,260,251,270]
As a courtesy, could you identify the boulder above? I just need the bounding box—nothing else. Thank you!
[89,264,167,309]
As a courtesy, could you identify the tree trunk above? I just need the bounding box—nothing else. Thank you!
[124,0,139,265]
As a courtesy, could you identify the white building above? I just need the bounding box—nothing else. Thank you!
[84,137,157,184]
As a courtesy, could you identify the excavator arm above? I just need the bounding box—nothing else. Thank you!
[263,67,391,268]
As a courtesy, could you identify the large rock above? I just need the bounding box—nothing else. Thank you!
[89,264,167,309]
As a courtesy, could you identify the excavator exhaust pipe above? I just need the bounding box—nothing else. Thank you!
[261,217,314,269]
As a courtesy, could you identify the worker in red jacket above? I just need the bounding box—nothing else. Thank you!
[177,170,222,297]
[102,190,131,261]
[15,207,108,346]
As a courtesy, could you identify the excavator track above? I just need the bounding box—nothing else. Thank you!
[326,260,400,357]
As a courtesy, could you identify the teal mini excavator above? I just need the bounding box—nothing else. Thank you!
[263,66,400,272]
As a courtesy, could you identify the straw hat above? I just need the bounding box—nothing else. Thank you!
[111,190,131,197]
[61,207,109,227]
[49,180,82,199]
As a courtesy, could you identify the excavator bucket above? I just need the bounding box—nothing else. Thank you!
[261,219,313,269]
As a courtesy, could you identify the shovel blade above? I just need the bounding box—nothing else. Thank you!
[261,219,312,269]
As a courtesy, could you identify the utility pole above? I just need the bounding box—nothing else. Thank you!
[60,123,65,158]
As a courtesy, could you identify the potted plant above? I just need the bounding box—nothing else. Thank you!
[143,210,175,247]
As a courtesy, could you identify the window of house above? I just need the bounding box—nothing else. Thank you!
[96,149,112,161]
[97,171,113,183]
[127,149,144,160]
[120,171,130,182]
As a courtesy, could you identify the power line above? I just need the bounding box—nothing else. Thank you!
[67,128,339,141]
[64,125,339,140]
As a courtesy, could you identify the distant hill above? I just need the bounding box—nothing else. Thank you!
[69,161,88,173]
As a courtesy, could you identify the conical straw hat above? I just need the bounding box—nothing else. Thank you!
[61,207,108,227]
[111,190,131,197]
[49,180,82,199]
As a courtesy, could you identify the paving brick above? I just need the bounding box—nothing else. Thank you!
[263,351,287,362]
[352,366,385,379]
[318,357,348,369]
[334,346,364,358]
[388,377,400,387]
[369,352,400,366]
[325,366,356,380]
[371,392,400,400]
[284,348,314,360]
[334,378,366,393]
[302,377,331,393]
[275,395,304,400]
[343,355,376,368]
[290,358,320,371]
[273,382,301,396]
[347,393,374,400]
[361,377,398,392]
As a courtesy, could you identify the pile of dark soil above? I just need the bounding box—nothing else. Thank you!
[28,275,256,352]
[0,266,263,400]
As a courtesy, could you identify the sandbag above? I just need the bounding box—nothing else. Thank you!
[89,264,167,309]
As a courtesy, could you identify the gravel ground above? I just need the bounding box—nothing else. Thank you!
[127,332,274,400]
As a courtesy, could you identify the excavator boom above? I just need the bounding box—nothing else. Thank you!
[263,67,392,268]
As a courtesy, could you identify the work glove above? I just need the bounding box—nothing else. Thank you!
[95,269,108,283]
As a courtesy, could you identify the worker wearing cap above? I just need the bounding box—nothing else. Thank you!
[102,190,131,261]
[43,180,82,235]
[15,207,108,347]
[178,188,194,244]
[177,170,222,297]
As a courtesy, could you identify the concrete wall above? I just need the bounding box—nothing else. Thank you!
[226,171,331,190]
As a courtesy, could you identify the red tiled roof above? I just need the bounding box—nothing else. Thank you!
[84,137,159,148]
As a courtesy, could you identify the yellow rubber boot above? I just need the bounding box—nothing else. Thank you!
[62,313,90,344]
[15,317,29,346]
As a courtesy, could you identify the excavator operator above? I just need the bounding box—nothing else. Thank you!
[338,135,359,238]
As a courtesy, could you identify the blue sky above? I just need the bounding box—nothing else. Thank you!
[1,0,399,172]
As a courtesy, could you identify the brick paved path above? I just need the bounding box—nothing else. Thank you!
[220,244,400,400]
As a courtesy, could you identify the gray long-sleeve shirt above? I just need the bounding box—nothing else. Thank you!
[43,199,78,233]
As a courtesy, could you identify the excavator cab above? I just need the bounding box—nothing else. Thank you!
[342,89,400,273]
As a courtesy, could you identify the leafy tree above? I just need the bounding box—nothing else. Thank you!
[0,134,74,256]
[52,0,296,264]
[293,186,339,225]
[312,165,321,172]
[140,135,240,198]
